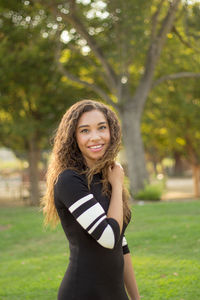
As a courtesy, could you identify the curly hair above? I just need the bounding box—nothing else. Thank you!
[41,99,131,227]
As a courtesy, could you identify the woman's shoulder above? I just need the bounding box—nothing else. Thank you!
[57,169,85,185]
[54,169,89,198]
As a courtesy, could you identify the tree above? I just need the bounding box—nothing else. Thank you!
[27,0,200,195]
[2,0,200,196]
[143,77,200,196]
[143,2,200,196]
[165,80,200,197]
[0,8,92,204]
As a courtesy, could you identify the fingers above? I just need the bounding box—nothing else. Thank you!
[107,162,124,187]
[108,162,124,177]
[111,162,123,172]
[109,161,122,169]
[115,162,123,169]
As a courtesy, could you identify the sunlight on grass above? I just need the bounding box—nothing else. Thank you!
[0,201,199,299]
[132,255,200,299]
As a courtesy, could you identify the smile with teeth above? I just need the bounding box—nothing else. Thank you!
[89,145,103,149]
[88,144,104,151]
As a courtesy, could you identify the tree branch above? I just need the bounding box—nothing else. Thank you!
[172,26,200,53]
[59,64,115,107]
[68,0,76,12]
[130,0,181,112]
[61,2,118,92]
[172,25,191,47]
[32,0,118,94]
[39,0,118,93]
[66,44,106,79]
[151,0,166,39]
[152,72,200,87]
[157,0,181,49]
[54,43,116,108]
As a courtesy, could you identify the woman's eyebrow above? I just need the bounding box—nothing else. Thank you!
[78,124,90,129]
[78,121,107,129]
[98,121,107,125]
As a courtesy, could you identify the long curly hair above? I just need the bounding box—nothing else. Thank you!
[41,99,131,227]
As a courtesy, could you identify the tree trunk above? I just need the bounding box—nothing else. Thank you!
[119,107,149,196]
[192,165,200,198]
[152,160,158,176]
[27,138,41,206]
[173,151,184,176]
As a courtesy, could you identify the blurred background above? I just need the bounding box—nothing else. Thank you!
[0,0,199,206]
[1,1,200,300]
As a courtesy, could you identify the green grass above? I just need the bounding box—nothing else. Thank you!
[0,201,200,300]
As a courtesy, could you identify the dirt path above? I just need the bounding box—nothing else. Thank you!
[162,177,196,201]
[0,177,197,206]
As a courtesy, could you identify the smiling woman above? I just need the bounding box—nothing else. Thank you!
[41,99,140,300]
[76,110,111,168]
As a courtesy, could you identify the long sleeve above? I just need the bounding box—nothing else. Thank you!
[54,169,121,249]
[122,235,130,255]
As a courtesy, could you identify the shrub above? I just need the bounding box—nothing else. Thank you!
[135,182,164,201]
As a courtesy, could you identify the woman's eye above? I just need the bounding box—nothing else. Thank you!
[80,129,89,133]
[99,125,107,130]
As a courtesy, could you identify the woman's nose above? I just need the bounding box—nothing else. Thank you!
[90,130,100,141]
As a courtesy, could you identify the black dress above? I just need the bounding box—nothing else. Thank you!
[54,169,130,300]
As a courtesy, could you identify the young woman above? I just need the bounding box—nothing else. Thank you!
[42,100,140,300]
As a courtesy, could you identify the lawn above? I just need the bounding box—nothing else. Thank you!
[0,200,199,300]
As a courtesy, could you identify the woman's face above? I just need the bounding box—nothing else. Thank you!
[76,109,111,168]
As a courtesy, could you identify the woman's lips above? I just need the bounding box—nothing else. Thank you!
[88,144,104,152]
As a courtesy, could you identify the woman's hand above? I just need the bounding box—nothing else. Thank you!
[107,162,124,232]
[108,162,124,188]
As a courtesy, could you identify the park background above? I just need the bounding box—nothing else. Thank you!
[0,0,200,299]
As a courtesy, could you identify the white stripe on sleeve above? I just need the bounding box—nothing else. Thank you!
[88,215,106,234]
[76,202,105,229]
[122,236,128,247]
[97,224,115,249]
[69,194,93,212]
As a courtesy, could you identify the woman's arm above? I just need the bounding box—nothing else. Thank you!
[124,253,140,300]
[55,169,122,249]
[107,162,124,233]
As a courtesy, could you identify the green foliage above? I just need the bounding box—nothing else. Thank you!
[143,75,200,168]
[0,201,200,299]
[0,3,95,153]
[1,0,200,195]
[141,3,200,168]
[135,181,164,201]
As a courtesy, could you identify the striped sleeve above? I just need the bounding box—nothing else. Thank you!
[122,235,130,254]
[54,170,120,250]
